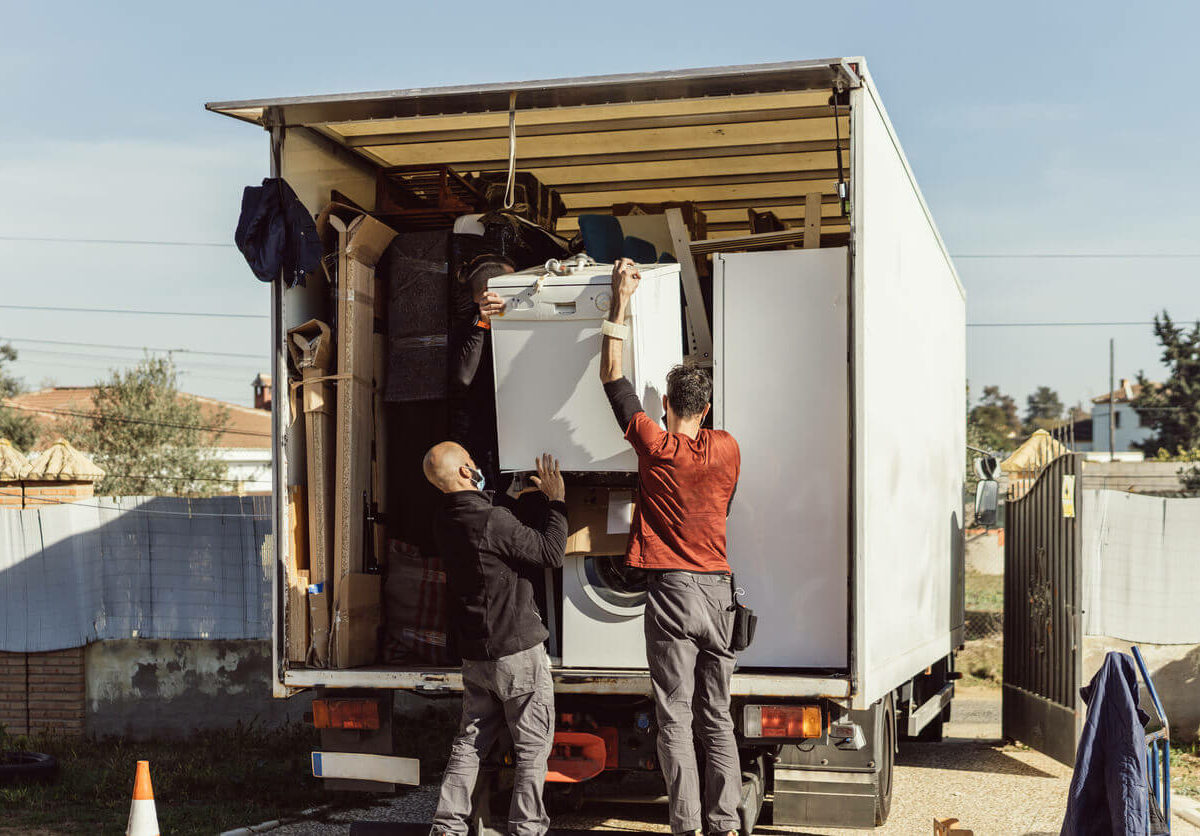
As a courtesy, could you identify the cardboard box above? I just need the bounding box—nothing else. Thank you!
[329,210,397,586]
[565,488,633,556]
[286,570,310,664]
[332,573,382,669]
[307,583,332,667]
[287,319,333,586]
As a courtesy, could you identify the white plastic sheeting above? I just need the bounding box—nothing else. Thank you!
[1082,489,1200,644]
[0,497,271,653]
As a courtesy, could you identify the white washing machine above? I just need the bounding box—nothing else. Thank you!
[561,554,648,668]
[489,256,682,473]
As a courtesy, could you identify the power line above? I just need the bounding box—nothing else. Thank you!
[1,336,265,361]
[0,402,271,439]
[0,235,236,249]
[9,347,264,373]
[0,304,267,320]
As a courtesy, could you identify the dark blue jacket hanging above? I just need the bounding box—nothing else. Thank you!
[234,178,323,287]
[1060,651,1150,836]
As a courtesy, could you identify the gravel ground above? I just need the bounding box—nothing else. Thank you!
[261,688,1199,836]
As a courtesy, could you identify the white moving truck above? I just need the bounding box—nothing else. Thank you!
[208,57,966,830]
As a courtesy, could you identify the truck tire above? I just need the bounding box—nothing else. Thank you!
[738,757,765,834]
[0,751,58,784]
[917,714,945,742]
[874,696,895,826]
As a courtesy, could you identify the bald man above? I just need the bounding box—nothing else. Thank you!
[425,442,566,836]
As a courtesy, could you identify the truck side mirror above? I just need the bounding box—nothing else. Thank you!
[973,455,999,482]
[974,480,999,527]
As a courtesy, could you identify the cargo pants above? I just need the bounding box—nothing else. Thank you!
[645,571,741,834]
[431,644,555,836]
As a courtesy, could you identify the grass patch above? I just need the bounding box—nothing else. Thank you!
[965,571,1004,613]
[958,637,1003,687]
[1,706,457,834]
[1173,741,1200,800]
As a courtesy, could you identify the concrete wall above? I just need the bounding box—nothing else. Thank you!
[1081,460,1186,494]
[1083,637,1200,743]
[85,639,311,739]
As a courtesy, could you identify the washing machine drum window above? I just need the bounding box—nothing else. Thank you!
[581,556,648,613]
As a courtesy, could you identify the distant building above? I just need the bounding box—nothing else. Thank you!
[1088,379,1156,455]
[5,378,272,494]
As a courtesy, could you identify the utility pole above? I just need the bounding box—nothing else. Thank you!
[1109,338,1115,462]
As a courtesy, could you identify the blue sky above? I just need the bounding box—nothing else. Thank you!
[2,1,1197,411]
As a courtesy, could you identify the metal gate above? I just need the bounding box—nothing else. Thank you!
[1002,453,1083,766]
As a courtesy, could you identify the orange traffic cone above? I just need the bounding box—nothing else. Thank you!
[126,760,160,836]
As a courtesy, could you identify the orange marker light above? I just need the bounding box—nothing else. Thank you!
[744,704,822,739]
[312,698,381,730]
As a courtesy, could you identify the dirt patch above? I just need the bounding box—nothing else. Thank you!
[958,637,1003,686]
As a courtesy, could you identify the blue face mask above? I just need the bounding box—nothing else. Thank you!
[467,466,486,491]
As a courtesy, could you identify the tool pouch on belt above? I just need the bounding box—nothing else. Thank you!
[729,575,758,652]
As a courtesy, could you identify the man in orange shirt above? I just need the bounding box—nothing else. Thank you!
[599,258,742,836]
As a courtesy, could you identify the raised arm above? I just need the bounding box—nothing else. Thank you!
[449,290,506,392]
[600,259,640,384]
[601,259,646,432]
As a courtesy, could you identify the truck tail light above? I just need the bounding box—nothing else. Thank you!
[743,704,822,739]
[312,698,381,730]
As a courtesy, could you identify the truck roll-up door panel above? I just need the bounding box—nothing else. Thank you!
[714,249,850,669]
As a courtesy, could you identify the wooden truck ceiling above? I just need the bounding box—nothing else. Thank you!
[207,59,861,237]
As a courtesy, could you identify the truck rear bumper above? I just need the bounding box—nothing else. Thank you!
[285,665,851,700]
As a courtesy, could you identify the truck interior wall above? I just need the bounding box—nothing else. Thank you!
[852,76,966,709]
[279,128,378,488]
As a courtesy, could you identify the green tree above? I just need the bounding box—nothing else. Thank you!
[1132,311,1200,453]
[969,385,1021,452]
[1024,386,1064,433]
[0,343,38,451]
[64,356,230,496]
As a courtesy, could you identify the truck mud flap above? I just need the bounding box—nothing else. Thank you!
[772,766,878,828]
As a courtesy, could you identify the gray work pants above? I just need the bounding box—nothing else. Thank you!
[645,571,741,834]
[431,644,554,836]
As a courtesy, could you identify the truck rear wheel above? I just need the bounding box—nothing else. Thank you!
[874,694,895,826]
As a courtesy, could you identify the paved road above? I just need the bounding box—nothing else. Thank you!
[265,687,1198,836]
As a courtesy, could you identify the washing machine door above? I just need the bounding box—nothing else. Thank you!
[578,555,648,617]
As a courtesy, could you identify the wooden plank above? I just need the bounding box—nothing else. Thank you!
[665,208,713,364]
[369,117,847,168]
[435,138,849,173]
[328,89,832,138]
[804,192,822,249]
[690,229,805,254]
[344,105,835,147]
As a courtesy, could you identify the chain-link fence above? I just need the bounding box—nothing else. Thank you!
[961,570,1004,683]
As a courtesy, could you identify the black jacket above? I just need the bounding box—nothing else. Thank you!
[234,177,322,287]
[433,490,567,661]
[1060,651,1151,836]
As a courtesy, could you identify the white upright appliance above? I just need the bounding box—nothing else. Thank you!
[561,554,648,668]
[489,258,683,473]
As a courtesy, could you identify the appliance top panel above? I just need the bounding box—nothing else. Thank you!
[488,259,681,290]
[488,260,681,321]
